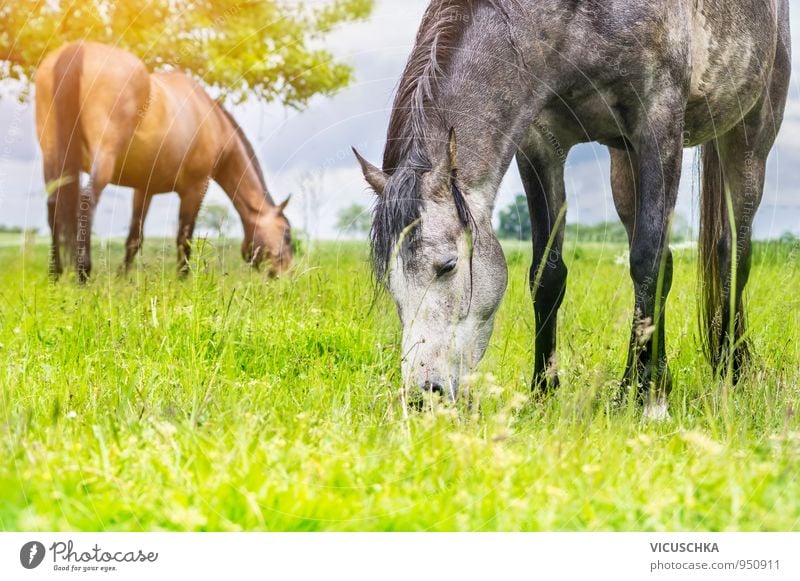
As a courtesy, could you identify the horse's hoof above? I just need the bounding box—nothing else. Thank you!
[643,398,671,422]
[531,373,559,399]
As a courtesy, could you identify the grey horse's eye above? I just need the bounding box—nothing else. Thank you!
[436,257,458,278]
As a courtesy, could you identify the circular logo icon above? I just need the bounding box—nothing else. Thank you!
[20,541,46,569]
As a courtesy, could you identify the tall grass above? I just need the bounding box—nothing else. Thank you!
[0,238,798,531]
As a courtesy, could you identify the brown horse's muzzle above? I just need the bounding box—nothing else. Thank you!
[242,240,292,279]
[266,250,293,278]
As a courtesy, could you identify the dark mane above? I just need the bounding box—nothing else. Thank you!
[382,0,476,173]
[215,101,274,205]
[372,0,502,281]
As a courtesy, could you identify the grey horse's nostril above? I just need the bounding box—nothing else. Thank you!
[423,380,444,396]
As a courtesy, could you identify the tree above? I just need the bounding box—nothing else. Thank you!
[198,201,231,238]
[496,194,531,241]
[336,203,371,236]
[0,0,374,107]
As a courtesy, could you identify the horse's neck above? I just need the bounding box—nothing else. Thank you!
[426,7,548,218]
[214,139,274,225]
[428,94,534,223]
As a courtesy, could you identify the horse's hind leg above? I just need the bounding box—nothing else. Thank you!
[47,193,63,279]
[709,139,761,382]
[122,188,152,272]
[44,159,64,279]
[609,146,638,244]
[699,36,789,383]
[516,140,568,394]
[704,107,787,381]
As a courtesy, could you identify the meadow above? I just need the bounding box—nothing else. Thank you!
[0,236,798,531]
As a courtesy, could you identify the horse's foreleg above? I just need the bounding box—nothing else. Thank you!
[624,114,683,418]
[75,183,94,283]
[516,143,568,395]
[176,183,207,275]
[123,189,152,272]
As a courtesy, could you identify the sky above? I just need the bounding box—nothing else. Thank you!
[1,0,799,240]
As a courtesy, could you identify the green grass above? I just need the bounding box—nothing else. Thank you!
[0,237,798,531]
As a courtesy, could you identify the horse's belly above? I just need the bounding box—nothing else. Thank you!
[111,138,180,192]
[113,118,199,192]
[684,69,770,147]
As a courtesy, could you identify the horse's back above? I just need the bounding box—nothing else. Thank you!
[537,0,788,147]
[36,41,225,193]
[611,0,785,142]
[683,0,786,144]
[122,71,227,191]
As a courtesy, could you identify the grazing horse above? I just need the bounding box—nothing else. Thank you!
[355,0,790,417]
[35,41,293,280]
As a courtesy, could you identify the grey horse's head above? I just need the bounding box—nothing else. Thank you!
[355,130,507,401]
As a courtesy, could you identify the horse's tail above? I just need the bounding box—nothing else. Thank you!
[51,43,85,260]
[698,140,747,371]
[698,141,724,369]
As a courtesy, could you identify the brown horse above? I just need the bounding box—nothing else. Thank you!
[35,41,292,281]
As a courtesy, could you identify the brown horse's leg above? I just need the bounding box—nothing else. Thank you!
[176,183,207,275]
[44,161,64,279]
[123,188,152,272]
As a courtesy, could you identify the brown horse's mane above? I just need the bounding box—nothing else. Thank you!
[214,100,274,205]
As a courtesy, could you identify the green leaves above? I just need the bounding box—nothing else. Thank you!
[496,194,531,241]
[336,203,372,236]
[314,0,374,33]
[0,0,374,107]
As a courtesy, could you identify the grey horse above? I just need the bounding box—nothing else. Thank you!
[355,0,791,417]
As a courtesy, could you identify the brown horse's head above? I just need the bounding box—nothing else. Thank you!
[243,196,293,277]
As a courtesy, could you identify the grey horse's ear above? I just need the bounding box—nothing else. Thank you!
[447,127,458,173]
[353,147,388,195]
[430,127,459,189]
[278,195,291,212]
